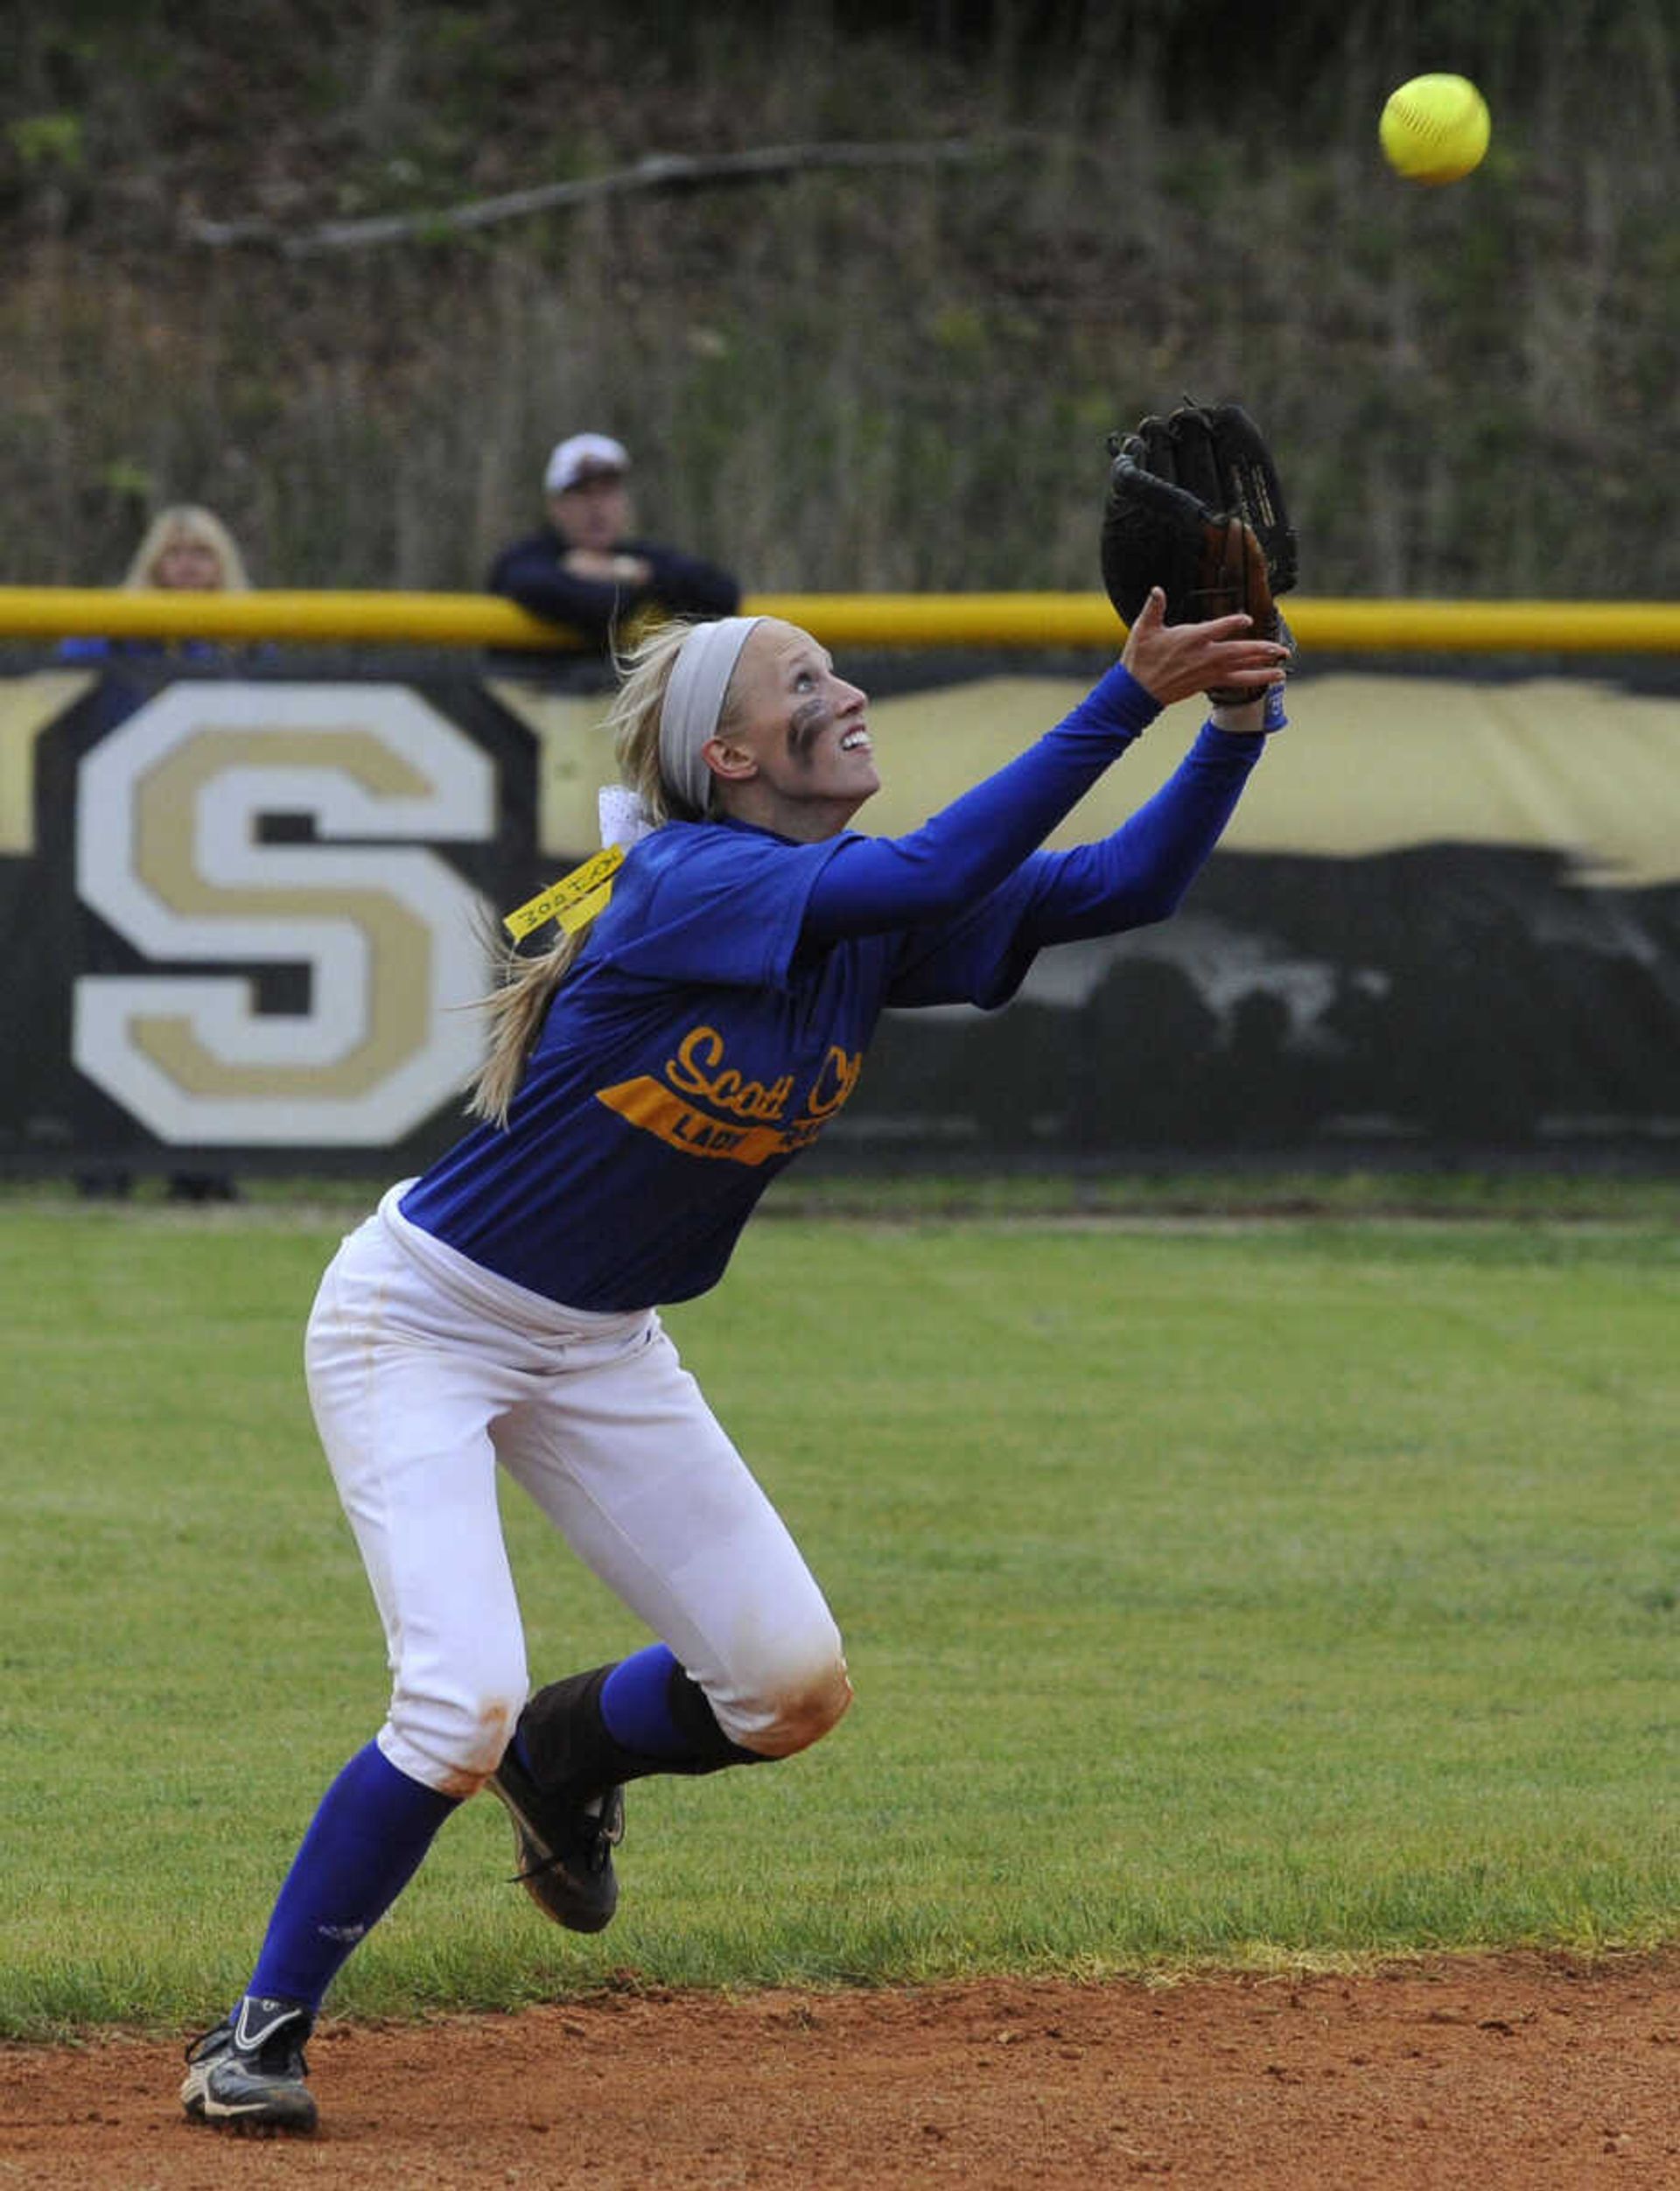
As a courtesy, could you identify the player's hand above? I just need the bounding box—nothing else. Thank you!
[1120,586,1289,706]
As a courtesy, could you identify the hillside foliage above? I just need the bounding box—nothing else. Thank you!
[2,1,1675,600]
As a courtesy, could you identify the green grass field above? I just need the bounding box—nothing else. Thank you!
[2,1196,1675,2040]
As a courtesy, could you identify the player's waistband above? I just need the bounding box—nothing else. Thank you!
[376,1181,652,1344]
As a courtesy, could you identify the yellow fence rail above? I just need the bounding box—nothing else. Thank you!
[0,587,1675,654]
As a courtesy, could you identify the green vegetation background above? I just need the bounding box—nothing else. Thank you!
[3,1,1675,601]
[3,1200,1675,2036]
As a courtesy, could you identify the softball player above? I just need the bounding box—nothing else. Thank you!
[183,596,1289,2136]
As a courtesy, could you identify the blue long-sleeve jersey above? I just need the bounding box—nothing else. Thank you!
[402,666,1265,1309]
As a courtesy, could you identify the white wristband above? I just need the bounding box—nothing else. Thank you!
[1210,685,1288,735]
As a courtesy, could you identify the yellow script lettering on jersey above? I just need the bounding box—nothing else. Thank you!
[594,1023,864,1166]
[803,1045,862,1120]
[665,1026,796,1123]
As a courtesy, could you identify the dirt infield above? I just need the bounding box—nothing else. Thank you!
[4,1953,1676,2189]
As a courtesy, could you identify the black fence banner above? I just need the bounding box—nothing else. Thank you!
[3,655,1676,1175]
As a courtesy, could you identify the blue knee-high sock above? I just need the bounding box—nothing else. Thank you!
[598,1643,696,1757]
[246,1741,459,2012]
[514,1645,762,1792]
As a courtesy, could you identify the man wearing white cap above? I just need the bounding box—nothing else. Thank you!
[488,431,741,654]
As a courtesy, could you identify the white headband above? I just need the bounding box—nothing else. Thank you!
[657,616,763,815]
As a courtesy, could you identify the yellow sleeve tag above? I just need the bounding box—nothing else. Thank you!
[502,844,625,942]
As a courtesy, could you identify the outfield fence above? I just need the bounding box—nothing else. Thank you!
[0,588,1676,654]
[2,588,1676,1180]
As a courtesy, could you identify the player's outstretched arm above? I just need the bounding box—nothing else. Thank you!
[801,660,1154,944]
[802,610,1284,948]
[1011,722,1268,947]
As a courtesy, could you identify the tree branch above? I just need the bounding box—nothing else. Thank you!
[184,139,1013,256]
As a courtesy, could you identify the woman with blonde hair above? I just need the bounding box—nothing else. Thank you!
[122,503,252,592]
[64,502,256,1207]
[184,592,1291,2138]
[59,505,253,671]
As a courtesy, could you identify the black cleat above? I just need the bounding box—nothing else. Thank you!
[181,1995,318,2137]
[487,1745,625,1933]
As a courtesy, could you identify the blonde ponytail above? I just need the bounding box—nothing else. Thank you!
[466,616,732,1127]
[466,923,590,1126]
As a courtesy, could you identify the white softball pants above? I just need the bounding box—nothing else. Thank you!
[303,1186,850,1799]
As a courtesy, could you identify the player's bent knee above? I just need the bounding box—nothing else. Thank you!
[387,1673,527,1796]
[742,1653,854,1760]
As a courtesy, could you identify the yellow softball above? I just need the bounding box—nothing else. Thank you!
[1380,74,1491,185]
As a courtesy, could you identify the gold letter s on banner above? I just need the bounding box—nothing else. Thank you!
[73,683,495,1146]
